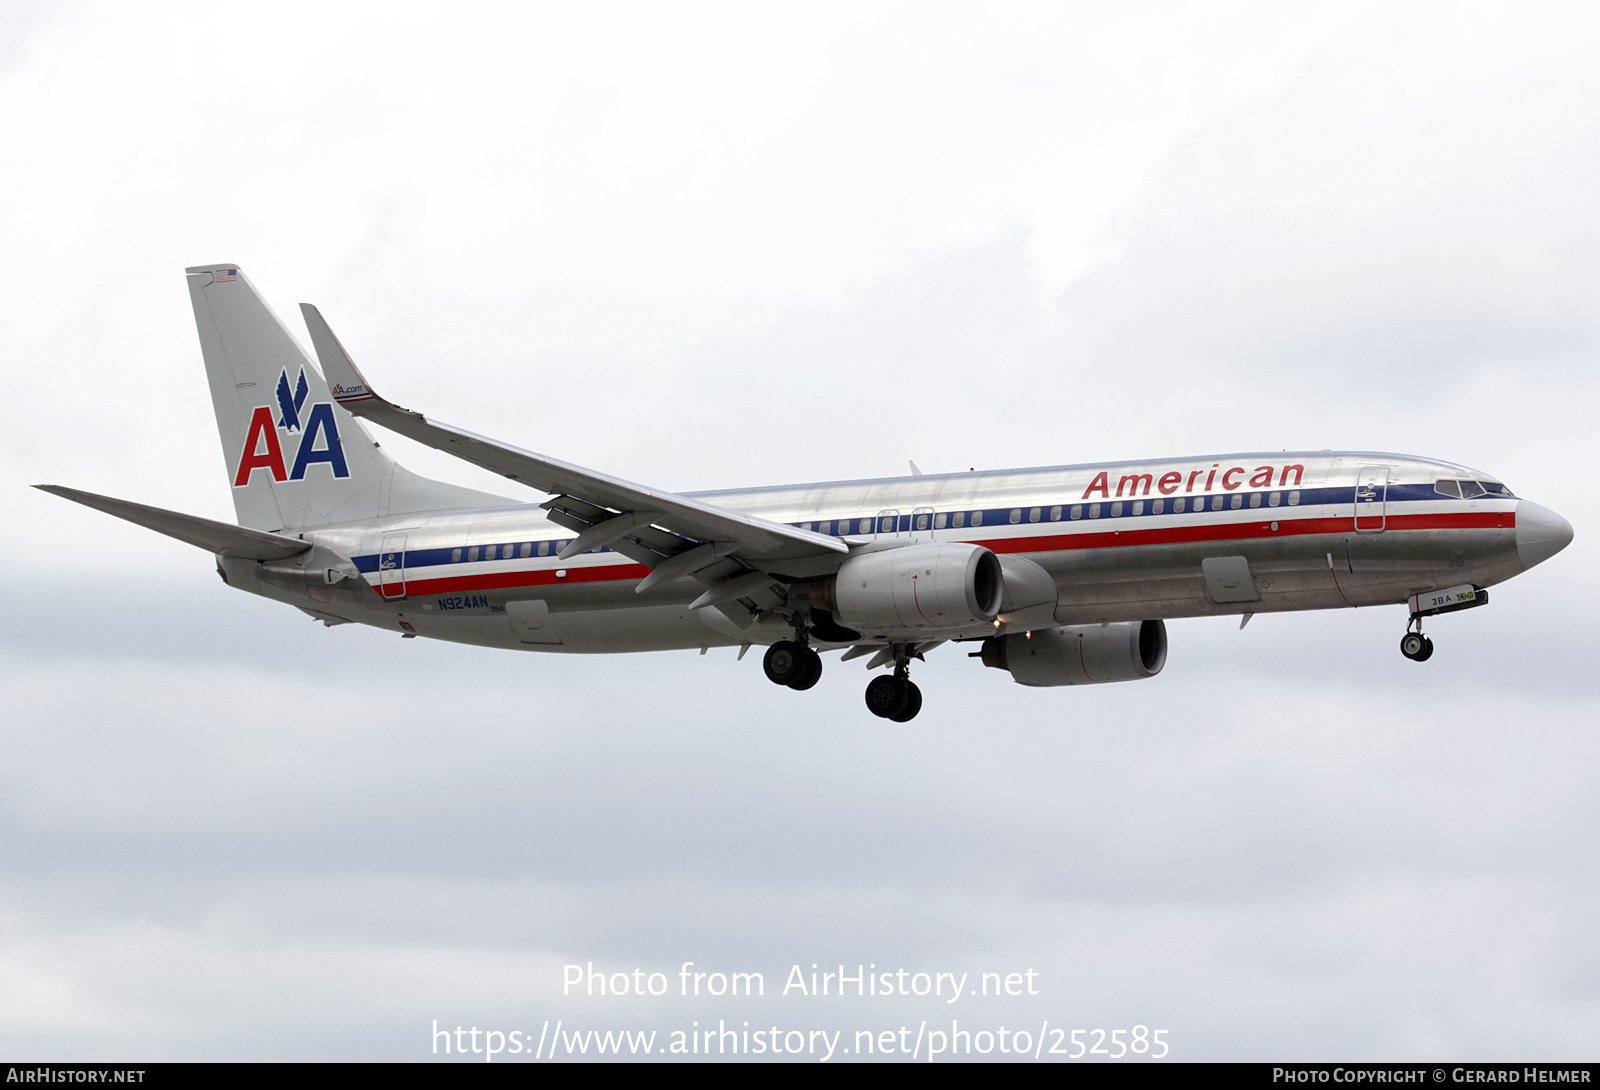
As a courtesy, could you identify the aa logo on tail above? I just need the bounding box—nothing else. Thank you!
[234,368,351,486]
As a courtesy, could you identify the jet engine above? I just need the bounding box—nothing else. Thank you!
[979,620,1167,686]
[811,542,1003,635]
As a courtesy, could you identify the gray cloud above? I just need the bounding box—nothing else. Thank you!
[3,0,1597,1063]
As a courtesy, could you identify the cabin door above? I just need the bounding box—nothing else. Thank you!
[1354,466,1389,533]
[379,532,408,598]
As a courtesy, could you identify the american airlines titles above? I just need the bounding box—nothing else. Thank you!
[1083,462,1304,500]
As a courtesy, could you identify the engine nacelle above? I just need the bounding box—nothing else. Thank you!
[813,542,1003,635]
[980,620,1167,687]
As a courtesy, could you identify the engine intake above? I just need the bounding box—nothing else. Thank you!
[812,543,1003,635]
[980,620,1167,686]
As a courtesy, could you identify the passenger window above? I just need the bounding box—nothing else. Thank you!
[880,516,895,533]
[1009,509,1021,524]
[934,513,946,529]
[1132,499,1144,516]
[1152,498,1164,514]
[915,514,929,530]
[1174,497,1186,513]
[1049,505,1061,521]
[1211,495,1223,511]
[1070,504,1082,520]
[859,518,872,534]
[538,541,550,556]
[1229,494,1242,510]
[468,546,479,561]
[953,511,966,528]
[1089,503,1100,518]
[972,511,984,527]
[1268,492,1281,507]
[1028,507,1040,523]
[1288,491,1301,506]
[1111,501,1123,517]
[451,548,461,562]
[1249,493,1261,508]
[486,544,497,560]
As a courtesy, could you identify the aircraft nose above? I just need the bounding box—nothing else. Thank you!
[1516,500,1574,571]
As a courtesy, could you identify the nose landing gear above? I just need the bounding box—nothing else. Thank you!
[1400,630,1434,661]
[1400,611,1435,662]
[1399,584,1488,662]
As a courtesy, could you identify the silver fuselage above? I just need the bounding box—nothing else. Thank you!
[218,450,1557,655]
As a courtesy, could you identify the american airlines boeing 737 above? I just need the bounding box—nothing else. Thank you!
[38,265,1575,720]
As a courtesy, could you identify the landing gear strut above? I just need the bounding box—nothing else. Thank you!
[1400,618,1434,662]
[864,646,923,722]
[763,613,823,691]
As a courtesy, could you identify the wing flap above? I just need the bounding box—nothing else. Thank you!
[35,485,311,561]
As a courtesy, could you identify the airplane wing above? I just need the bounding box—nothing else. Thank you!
[34,485,311,561]
[299,304,847,568]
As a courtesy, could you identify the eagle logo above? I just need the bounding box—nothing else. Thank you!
[275,368,310,431]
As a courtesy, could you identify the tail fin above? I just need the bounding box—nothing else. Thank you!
[186,264,509,530]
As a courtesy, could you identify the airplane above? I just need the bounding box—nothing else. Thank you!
[37,265,1575,721]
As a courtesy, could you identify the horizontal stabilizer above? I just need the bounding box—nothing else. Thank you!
[34,485,311,561]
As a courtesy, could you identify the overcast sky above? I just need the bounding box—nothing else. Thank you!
[2,0,1597,1062]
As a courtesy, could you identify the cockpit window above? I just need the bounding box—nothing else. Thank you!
[1435,478,1513,499]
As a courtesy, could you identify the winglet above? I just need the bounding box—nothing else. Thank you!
[300,303,379,406]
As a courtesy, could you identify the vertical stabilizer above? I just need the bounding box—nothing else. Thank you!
[185,265,508,530]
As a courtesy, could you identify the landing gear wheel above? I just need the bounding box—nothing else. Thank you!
[788,648,823,690]
[865,675,910,719]
[763,640,808,686]
[888,681,922,722]
[1400,632,1434,661]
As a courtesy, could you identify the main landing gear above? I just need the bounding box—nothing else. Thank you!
[864,646,922,722]
[763,613,822,691]
[760,614,924,721]
[764,639,822,690]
